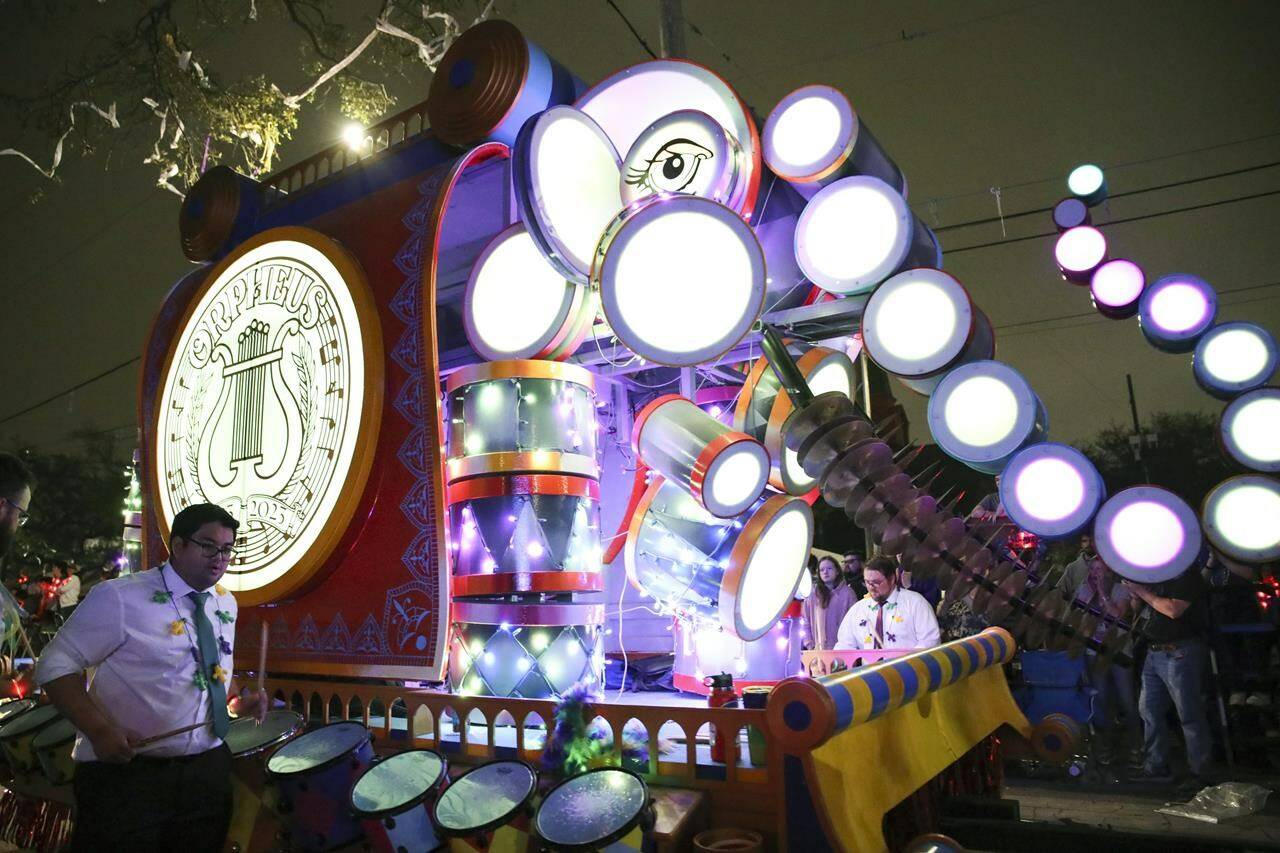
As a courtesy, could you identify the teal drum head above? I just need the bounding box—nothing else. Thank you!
[534,767,649,851]
[266,721,369,777]
[32,717,77,750]
[350,749,447,818]
[433,759,537,836]
[226,709,304,758]
[0,704,59,740]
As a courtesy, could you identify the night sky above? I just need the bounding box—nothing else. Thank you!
[2,0,1279,456]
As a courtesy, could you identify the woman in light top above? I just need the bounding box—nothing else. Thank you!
[803,555,860,651]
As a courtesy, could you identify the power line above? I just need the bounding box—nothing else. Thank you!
[604,0,657,59]
[0,356,140,427]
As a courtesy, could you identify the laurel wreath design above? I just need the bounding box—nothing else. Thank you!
[185,371,213,498]
[283,346,316,508]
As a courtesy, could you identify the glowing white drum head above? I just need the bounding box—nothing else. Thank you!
[999,442,1104,539]
[576,59,762,220]
[1220,387,1280,473]
[927,360,1047,474]
[621,109,745,210]
[1090,258,1145,319]
[514,105,623,284]
[1054,225,1108,283]
[1202,475,1280,564]
[595,194,765,367]
[862,268,992,394]
[1193,322,1278,400]
[1093,486,1202,583]
[1139,274,1218,353]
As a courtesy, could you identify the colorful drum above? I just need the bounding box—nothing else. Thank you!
[349,749,449,853]
[224,709,305,853]
[32,717,77,786]
[0,704,62,778]
[533,767,655,852]
[444,360,598,482]
[632,394,768,518]
[447,474,603,597]
[625,479,813,641]
[449,600,604,700]
[432,759,537,851]
[267,720,374,851]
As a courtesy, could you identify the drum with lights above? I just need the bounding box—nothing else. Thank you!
[449,600,604,699]
[862,267,995,395]
[735,345,857,495]
[673,616,803,695]
[349,749,450,853]
[1192,321,1278,400]
[633,394,768,518]
[533,767,656,852]
[433,759,538,852]
[794,176,939,296]
[1090,259,1146,319]
[763,84,906,199]
[1054,225,1108,284]
[1201,475,1280,565]
[1092,486,1203,584]
[625,478,813,641]
[998,442,1105,540]
[927,360,1048,475]
[1138,274,1218,353]
[1220,387,1280,473]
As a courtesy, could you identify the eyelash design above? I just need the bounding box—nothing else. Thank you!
[625,137,715,196]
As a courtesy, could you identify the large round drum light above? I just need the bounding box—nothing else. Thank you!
[1220,387,1280,473]
[794,176,939,296]
[1193,322,1278,399]
[1202,475,1280,564]
[1090,258,1146,319]
[927,360,1048,474]
[595,194,766,367]
[621,109,746,210]
[1054,225,1108,284]
[1138,274,1217,353]
[999,442,1104,539]
[1067,163,1108,206]
[1093,486,1202,583]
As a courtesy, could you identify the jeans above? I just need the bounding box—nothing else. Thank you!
[1139,638,1213,776]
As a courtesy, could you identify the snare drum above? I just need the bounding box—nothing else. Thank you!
[350,749,449,853]
[32,717,77,786]
[266,720,374,851]
[0,704,62,779]
[224,709,305,853]
[432,759,537,852]
[534,767,655,852]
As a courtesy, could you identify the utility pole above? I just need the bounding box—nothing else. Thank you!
[1126,373,1153,483]
[658,0,686,59]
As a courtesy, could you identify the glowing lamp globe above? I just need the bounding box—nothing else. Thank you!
[1220,387,1280,473]
[1054,226,1108,284]
[1138,274,1218,353]
[1201,475,1280,564]
[927,360,1048,474]
[1051,197,1090,232]
[794,176,939,295]
[632,394,768,518]
[862,268,995,395]
[1192,322,1278,400]
[999,442,1104,539]
[513,105,623,284]
[1090,258,1146,320]
[762,84,906,199]
[1092,486,1202,583]
[1067,163,1108,206]
[595,194,766,367]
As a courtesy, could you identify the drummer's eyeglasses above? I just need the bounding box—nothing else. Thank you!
[1,498,29,528]
[187,537,237,561]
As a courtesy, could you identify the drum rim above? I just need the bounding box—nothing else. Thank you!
[226,709,305,759]
[348,748,449,819]
[533,766,650,851]
[31,716,77,750]
[265,720,371,778]
[431,758,538,837]
[0,699,36,727]
[0,703,60,741]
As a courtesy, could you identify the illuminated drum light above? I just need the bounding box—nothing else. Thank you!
[795,567,813,600]
[1054,225,1108,283]
[625,480,813,640]
[1193,322,1278,399]
[632,395,768,518]
[862,268,994,395]
[1220,387,1280,473]
[1051,197,1090,232]
[620,109,745,210]
[927,360,1048,474]
[1000,442,1105,539]
[1093,486,1202,583]
[595,194,765,367]
[794,176,939,295]
[513,105,623,284]
[1090,258,1146,319]
[1139,274,1218,353]
[1202,475,1280,563]
[762,84,906,198]
[1067,163,1108,206]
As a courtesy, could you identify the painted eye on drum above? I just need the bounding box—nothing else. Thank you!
[625,137,714,195]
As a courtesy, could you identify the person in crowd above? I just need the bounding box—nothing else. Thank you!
[1124,565,1213,791]
[1075,554,1140,765]
[0,453,34,574]
[898,560,941,609]
[937,585,991,642]
[37,503,268,851]
[803,554,860,651]
[836,556,941,651]
[1058,533,1098,598]
[841,552,868,600]
[58,560,81,613]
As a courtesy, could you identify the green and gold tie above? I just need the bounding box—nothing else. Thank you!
[189,591,231,739]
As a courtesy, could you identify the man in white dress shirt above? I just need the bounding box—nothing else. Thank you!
[835,556,941,651]
[38,503,267,852]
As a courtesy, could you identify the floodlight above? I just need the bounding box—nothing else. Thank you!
[1138,274,1218,353]
[1092,486,1202,583]
[999,442,1104,539]
[927,360,1047,474]
[1193,322,1278,399]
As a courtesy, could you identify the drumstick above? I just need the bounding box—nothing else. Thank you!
[132,720,212,747]
[257,622,268,693]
